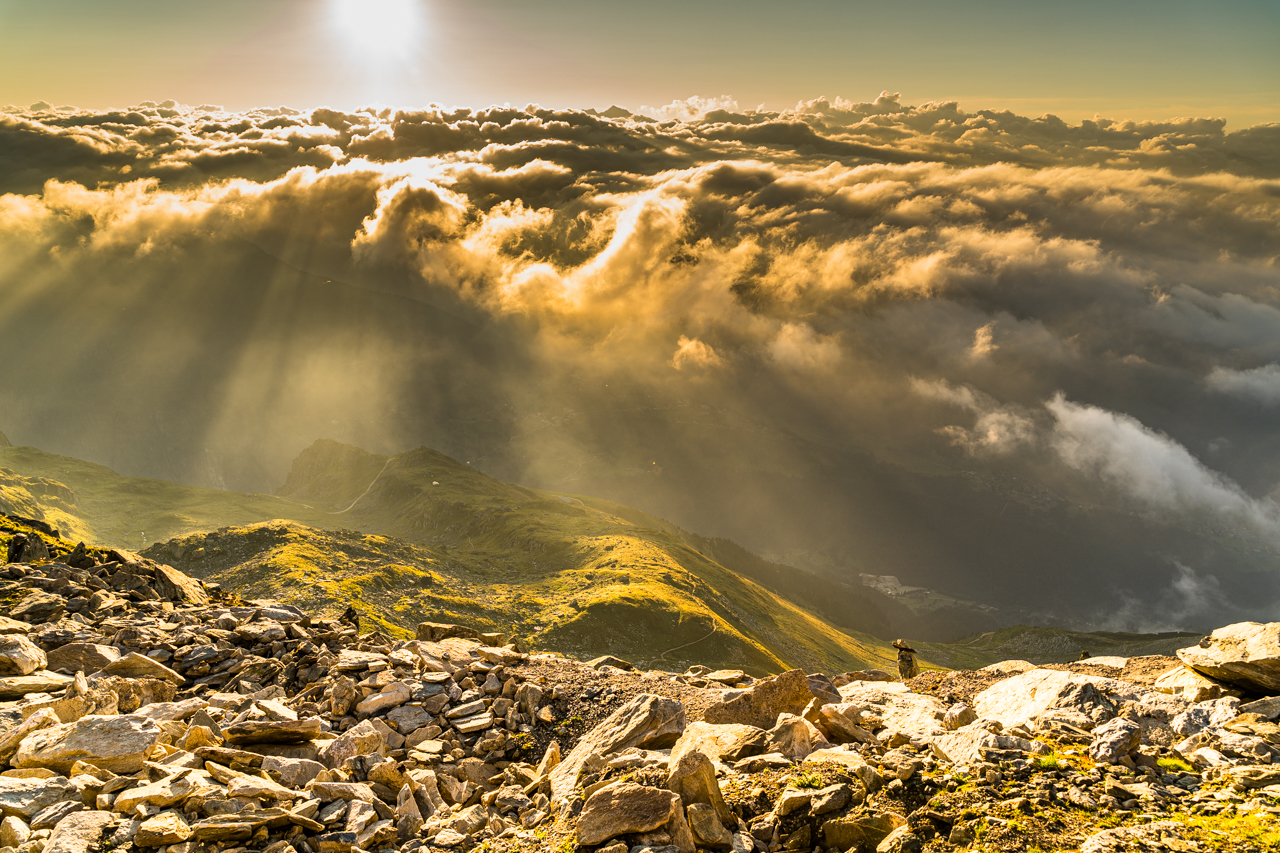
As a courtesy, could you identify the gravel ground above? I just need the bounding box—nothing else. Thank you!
[1118,655,1182,685]
[904,669,1012,705]
[508,654,723,762]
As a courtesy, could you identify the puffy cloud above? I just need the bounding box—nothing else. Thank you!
[638,95,741,122]
[912,379,1039,455]
[1046,394,1280,540]
[1207,364,1280,405]
[671,336,724,370]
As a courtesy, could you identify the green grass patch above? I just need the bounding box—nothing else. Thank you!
[790,771,825,790]
[1158,756,1193,774]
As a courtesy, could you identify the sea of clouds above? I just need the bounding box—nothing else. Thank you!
[2,92,1278,629]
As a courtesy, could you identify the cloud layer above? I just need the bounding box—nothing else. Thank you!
[2,93,1279,630]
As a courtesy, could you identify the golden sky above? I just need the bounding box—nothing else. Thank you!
[1,0,1276,126]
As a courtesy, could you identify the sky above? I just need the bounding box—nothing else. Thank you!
[0,0,1277,126]
[1,0,1279,632]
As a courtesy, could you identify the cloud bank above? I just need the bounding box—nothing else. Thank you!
[2,93,1279,630]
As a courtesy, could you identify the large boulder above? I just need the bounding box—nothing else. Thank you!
[575,781,680,846]
[669,721,767,765]
[0,775,79,818]
[666,750,733,825]
[152,564,209,606]
[1177,622,1280,694]
[549,694,685,802]
[41,810,113,853]
[45,643,120,675]
[12,713,162,773]
[1089,717,1142,765]
[972,668,1187,729]
[837,682,949,739]
[0,636,46,676]
[1152,666,1227,702]
[704,669,815,730]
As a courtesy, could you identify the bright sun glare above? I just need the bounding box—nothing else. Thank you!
[330,0,423,59]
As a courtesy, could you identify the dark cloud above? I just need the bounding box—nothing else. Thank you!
[1,94,1279,633]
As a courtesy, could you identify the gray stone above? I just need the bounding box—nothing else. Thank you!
[152,564,209,606]
[320,719,386,768]
[41,810,113,853]
[134,811,192,847]
[263,755,325,788]
[1080,820,1189,853]
[876,825,923,853]
[100,653,184,685]
[943,703,977,730]
[11,591,63,624]
[766,714,814,760]
[0,637,45,677]
[355,682,411,716]
[0,775,78,818]
[1240,695,1280,720]
[686,803,732,849]
[0,816,29,848]
[669,721,767,766]
[810,783,852,815]
[0,708,61,764]
[223,717,321,745]
[0,671,72,700]
[666,750,732,825]
[1089,717,1142,765]
[821,811,905,852]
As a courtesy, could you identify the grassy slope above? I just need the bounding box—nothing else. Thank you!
[918,625,1200,669]
[0,442,902,675]
[0,441,1200,675]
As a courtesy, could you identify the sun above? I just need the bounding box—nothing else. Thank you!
[330,0,424,59]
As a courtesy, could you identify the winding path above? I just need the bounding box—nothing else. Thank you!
[333,458,393,514]
[657,619,719,661]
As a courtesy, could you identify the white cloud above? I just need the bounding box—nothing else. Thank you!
[1207,363,1280,406]
[1046,393,1280,538]
[911,378,1038,455]
[636,95,740,122]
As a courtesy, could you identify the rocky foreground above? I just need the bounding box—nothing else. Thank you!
[0,521,1279,853]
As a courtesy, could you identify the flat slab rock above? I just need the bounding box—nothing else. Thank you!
[223,717,322,745]
[0,671,73,701]
[972,668,1189,729]
[1177,621,1280,694]
[12,713,162,774]
[45,643,121,675]
[575,781,679,846]
[837,682,948,739]
[0,774,79,818]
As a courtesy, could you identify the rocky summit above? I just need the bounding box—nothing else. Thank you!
[0,520,1277,853]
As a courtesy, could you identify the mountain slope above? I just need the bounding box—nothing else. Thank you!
[0,440,904,674]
